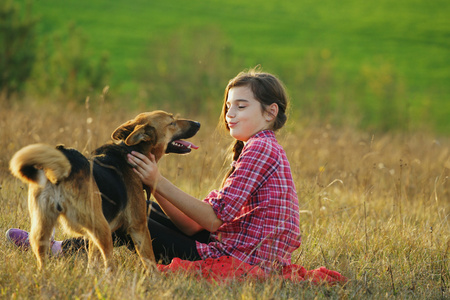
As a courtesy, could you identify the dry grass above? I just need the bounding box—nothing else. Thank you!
[1,100,449,299]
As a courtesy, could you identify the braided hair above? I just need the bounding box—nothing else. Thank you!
[220,67,289,186]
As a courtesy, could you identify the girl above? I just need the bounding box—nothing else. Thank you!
[128,68,301,271]
[6,68,301,272]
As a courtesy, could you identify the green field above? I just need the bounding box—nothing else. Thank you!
[20,0,450,132]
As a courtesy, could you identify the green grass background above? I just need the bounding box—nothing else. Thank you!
[27,0,450,132]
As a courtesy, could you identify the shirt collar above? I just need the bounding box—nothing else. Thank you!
[247,129,275,141]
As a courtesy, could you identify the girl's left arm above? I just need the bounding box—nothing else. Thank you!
[152,191,204,236]
[154,175,223,233]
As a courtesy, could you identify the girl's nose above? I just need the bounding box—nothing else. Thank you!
[226,107,235,118]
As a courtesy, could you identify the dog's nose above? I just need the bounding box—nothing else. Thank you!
[193,121,201,129]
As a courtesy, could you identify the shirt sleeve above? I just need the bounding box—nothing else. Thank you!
[204,138,280,222]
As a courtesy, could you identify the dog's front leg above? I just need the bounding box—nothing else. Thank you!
[128,225,157,274]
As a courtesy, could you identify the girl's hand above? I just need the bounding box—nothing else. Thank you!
[127,151,159,187]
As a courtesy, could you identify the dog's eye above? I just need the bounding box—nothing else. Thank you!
[169,122,176,126]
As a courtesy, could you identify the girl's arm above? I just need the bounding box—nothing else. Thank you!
[128,152,223,234]
[151,192,204,236]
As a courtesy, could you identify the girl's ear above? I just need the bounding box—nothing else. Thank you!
[265,103,279,122]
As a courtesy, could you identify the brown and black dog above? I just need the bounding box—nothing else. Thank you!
[9,110,200,272]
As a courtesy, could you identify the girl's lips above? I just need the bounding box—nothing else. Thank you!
[228,122,237,128]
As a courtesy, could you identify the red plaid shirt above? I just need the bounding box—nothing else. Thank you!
[196,130,301,272]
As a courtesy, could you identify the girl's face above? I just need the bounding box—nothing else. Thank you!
[225,86,273,142]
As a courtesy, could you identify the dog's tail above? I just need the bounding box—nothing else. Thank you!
[10,144,71,186]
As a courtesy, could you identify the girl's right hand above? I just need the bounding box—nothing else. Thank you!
[127,151,160,187]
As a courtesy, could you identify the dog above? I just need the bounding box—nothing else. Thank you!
[9,110,200,272]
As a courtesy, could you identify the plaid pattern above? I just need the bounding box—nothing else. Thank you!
[197,130,301,272]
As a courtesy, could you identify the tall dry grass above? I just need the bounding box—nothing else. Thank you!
[0,99,449,299]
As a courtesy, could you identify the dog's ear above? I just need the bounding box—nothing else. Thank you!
[124,124,157,146]
[111,120,135,141]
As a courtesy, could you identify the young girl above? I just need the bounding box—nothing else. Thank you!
[128,68,301,271]
[7,68,301,272]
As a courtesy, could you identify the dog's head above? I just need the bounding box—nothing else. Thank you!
[111,110,200,160]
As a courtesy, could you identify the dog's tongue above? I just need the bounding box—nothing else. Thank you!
[174,140,199,150]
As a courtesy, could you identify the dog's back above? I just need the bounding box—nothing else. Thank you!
[91,143,129,223]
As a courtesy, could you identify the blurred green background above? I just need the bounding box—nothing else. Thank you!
[2,0,449,133]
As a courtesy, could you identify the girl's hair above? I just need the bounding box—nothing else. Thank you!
[221,67,289,185]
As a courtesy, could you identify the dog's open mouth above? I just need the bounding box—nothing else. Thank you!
[166,140,199,154]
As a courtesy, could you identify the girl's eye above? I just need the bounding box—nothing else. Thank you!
[238,106,246,109]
